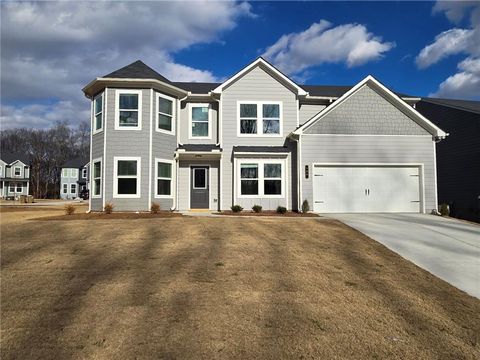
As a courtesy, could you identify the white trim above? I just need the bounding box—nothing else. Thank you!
[155,91,176,135]
[81,168,87,179]
[233,152,289,157]
[71,168,78,178]
[212,58,308,96]
[237,101,283,137]
[103,88,108,209]
[294,75,447,138]
[70,183,77,194]
[433,141,438,211]
[83,77,188,97]
[62,183,68,194]
[113,156,141,198]
[298,136,302,211]
[13,166,22,177]
[89,98,93,211]
[311,162,425,213]
[296,98,300,128]
[236,159,286,199]
[92,157,102,198]
[149,89,153,210]
[114,89,142,131]
[301,134,433,137]
[187,164,212,210]
[92,92,104,134]
[188,103,212,140]
[218,96,223,147]
[154,158,175,199]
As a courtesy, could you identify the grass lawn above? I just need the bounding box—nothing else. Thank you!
[1,206,479,359]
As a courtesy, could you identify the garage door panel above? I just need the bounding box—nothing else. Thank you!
[313,166,421,213]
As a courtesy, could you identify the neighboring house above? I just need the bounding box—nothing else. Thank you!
[82,58,446,213]
[0,151,30,199]
[60,158,90,199]
[416,98,480,222]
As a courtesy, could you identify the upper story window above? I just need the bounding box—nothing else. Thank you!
[113,157,141,198]
[115,90,142,130]
[62,168,68,177]
[93,93,103,133]
[189,103,211,139]
[14,166,21,176]
[157,93,175,134]
[71,169,78,178]
[238,101,282,137]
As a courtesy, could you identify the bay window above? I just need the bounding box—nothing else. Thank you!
[92,159,102,197]
[190,103,210,138]
[264,163,282,195]
[157,94,174,133]
[116,90,142,130]
[93,93,103,132]
[238,160,284,197]
[114,157,140,197]
[240,164,258,195]
[156,159,173,197]
[238,102,282,136]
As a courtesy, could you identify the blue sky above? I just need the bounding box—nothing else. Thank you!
[1,1,479,129]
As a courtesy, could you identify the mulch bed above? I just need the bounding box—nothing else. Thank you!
[216,211,319,217]
[36,211,183,220]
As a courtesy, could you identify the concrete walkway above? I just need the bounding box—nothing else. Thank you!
[329,213,480,299]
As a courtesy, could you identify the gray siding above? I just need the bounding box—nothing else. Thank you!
[299,103,326,126]
[4,161,29,179]
[305,85,430,135]
[177,160,219,211]
[2,181,28,196]
[300,135,437,212]
[179,101,218,144]
[221,65,298,210]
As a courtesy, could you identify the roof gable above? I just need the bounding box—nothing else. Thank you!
[295,75,447,139]
[0,151,29,165]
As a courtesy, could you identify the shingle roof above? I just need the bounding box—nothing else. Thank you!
[104,60,173,84]
[63,157,89,168]
[233,146,290,153]
[420,98,480,114]
[0,151,29,165]
[177,144,221,152]
[172,82,221,94]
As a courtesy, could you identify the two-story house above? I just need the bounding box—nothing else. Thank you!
[0,151,30,199]
[60,158,89,199]
[82,58,446,213]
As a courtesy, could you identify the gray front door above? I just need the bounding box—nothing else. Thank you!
[190,166,209,209]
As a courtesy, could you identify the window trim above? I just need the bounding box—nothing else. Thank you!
[93,92,104,134]
[156,92,176,135]
[71,168,78,178]
[92,158,102,198]
[188,103,212,140]
[82,168,87,179]
[115,89,143,131]
[237,159,285,198]
[237,101,283,137]
[63,183,68,194]
[154,158,174,199]
[16,184,22,193]
[13,166,22,177]
[70,183,77,194]
[62,168,68,177]
[0,165,3,177]
[113,156,141,198]
[9,183,15,193]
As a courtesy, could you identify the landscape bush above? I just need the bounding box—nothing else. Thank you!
[231,205,243,213]
[301,199,310,214]
[439,203,449,217]
[276,206,287,214]
[104,203,114,214]
[64,204,75,215]
[252,204,262,213]
[151,202,161,214]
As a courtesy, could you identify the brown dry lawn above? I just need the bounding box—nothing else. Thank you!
[1,206,479,359]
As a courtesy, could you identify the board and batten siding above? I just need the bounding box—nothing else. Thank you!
[300,135,437,212]
[179,101,218,145]
[220,65,299,210]
[177,160,219,211]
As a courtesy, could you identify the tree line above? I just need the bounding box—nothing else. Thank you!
[1,121,90,198]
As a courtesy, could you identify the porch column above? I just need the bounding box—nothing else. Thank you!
[26,181,29,196]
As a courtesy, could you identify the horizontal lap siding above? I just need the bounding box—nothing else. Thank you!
[179,102,218,144]
[299,104,326,126]
[91,131,104,210]
[221,65,298,210]
[301,136,437,212]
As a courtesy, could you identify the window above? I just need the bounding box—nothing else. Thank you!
[14,166,21,176]
[190,103,210,138]
[16,184,22,193]
[157,94,174,133]
[71,183,76,194]
[9,184,15,193]
[63,183,68,194]
[93,93,103,132]
[193,168,207,189]
[71,169,78,178]
[114,157,140,198]
[155,159,173,197]
[238,160,284,197]
[92,159,102,197]
[62,168,68,177]
[115,90,142,130]
[82,168,87,179]
[238,102,282,136]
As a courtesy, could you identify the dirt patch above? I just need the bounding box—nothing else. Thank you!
[216,210,319,217]
[36,211,183,220]
[1,212,479,359]
[0,206,70,213]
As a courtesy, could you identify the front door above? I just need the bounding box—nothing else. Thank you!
[190,166,209,209]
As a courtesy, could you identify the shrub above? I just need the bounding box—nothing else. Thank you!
[231,205,243,213]
[104,202,114,214]
[252,204,262,213]
[301,199,310,214]
[151,202,161,214]
[276,206,287,214]
[64,204,75,215]
[439,203,449,217]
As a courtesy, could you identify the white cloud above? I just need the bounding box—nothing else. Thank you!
[262,20,394,76]
[0,1,254,128]
[418,1,480,99]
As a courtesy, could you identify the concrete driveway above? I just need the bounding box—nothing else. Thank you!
[329,213,480,298]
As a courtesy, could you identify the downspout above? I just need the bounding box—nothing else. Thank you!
[172,93,189,211]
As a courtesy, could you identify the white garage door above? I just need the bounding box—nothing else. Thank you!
[313,166,421,213]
